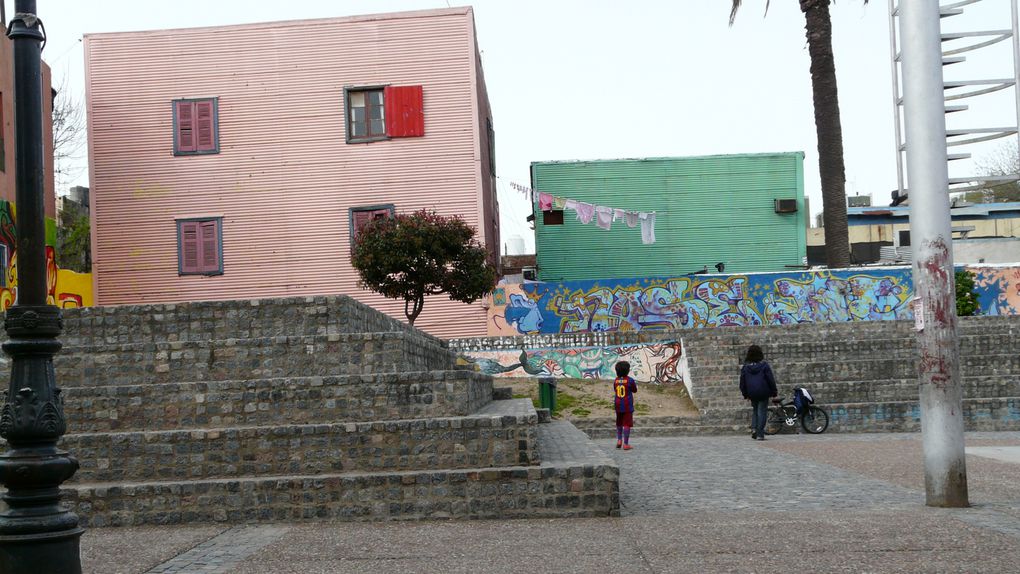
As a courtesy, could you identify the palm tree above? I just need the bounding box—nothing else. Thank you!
[731,0,862,269]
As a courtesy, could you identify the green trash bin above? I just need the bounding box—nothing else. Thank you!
[538,377,557,413]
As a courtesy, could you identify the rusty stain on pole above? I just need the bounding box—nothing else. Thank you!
[898,0,968,507]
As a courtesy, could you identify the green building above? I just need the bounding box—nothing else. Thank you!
[530,152,806,281]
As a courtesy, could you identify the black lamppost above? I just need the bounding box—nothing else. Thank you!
[0,2,84,572]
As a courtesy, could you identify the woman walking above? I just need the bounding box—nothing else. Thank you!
[739,344,777,441]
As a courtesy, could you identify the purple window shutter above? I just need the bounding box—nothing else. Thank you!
[179,221,200,272]
[195,101,215,151]
[199,220,219,272]
[176,101,196,152]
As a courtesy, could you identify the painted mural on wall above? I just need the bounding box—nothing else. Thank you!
[972,266,1020,316]
[488,268,915,335]
[462,340,683,385]
[0,201,94,310]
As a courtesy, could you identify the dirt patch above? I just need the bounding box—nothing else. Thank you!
[501,377,699,420]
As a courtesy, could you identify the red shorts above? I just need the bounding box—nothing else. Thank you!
[616,411,634,428]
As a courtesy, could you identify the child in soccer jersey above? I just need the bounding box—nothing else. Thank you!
[612,361,638,450]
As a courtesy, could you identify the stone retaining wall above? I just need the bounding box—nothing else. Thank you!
[67,414,539,483]
[41,332,457,388]
[57,371,494,433]
[32,295,434,347]
[68,463,620,527]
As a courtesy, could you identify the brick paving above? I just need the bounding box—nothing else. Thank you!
[79,430,1020,573]
[143,525,290,573]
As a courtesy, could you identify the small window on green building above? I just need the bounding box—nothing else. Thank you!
[543,210,564,225]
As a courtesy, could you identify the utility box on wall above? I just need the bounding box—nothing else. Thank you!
[531,152,806,281]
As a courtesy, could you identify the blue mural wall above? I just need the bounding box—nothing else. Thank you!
[487,265,1016,335]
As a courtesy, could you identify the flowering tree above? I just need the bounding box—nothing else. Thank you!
[351,209,498,325]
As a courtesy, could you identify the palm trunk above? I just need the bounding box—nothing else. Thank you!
[801,0,851,268]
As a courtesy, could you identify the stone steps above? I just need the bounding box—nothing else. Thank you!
[700,396,1020,433]
[51,295,431,347]
[32,332,458,389]
[689,354,1020,388]
[65,400,540,483]
[692,377,1020,409]
[56,371,494,434]
[63,421,618,527]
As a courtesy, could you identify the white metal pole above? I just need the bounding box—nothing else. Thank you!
[888,0,906,197]
[899,0,969,508]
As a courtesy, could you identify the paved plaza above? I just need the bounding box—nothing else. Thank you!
[82,431,1020,573]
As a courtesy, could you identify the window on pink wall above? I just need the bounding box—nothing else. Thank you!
[344,85,424,143]
[177,218,223,275]
[173,98,219,155]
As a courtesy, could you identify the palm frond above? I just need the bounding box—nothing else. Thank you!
[729,0,771,26]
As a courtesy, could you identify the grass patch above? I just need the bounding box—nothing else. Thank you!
[571,407,592,417]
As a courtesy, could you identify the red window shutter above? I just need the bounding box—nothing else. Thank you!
[195,101,215,151]
[180,221,200,272]
[199,220,220,272]
[384,85,424,138]
[176,101,196,152]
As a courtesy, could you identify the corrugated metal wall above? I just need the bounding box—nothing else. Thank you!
[532,153,806,281]
[84,8,492,338]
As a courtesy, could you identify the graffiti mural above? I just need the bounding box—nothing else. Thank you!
[971,266,1020,316]
[462,341,683,385]
[0,200,94,310]
[487,268,918,335]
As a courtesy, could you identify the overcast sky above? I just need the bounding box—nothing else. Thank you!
[31,0,1020,253]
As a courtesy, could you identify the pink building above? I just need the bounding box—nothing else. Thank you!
[84,7,497,338]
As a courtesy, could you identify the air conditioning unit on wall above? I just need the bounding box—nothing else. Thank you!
[774,199,798,213]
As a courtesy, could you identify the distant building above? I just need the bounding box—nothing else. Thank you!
[84,8,497,337]
[807,202,1020,265]
[57,185,90,225]
[530,152,806,281]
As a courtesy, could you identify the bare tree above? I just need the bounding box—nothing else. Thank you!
[962,141,1020,204]
[52,74,86,190]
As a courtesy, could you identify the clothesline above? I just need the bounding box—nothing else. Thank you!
[503,178,657,244]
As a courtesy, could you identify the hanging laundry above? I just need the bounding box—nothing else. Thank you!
[564,199,579,210]
[613,208,626,222]
[639,212,656,244]
[574,202,596,225]
[625,211,639,228]
[538,192,553,211]
[553,196,567,210]
[595,206,613,230]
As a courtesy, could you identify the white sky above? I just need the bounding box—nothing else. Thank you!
[31,0,1020,254]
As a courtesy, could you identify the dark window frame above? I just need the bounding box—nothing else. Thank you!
[176,216,224,276]
[172,97,220,156]
[349,204,396,244]
[344,86,388,144]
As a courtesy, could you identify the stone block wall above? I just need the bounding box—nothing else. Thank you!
[68,462,620,527]
[66,413,539,483]
[42,295,436,346]
[61,371,495,433]
[47,332,457,388]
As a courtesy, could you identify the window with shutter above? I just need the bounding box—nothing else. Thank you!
[344,85,424,143]
[349,204,395,244]
[177,217,223,275]
[174,98,219,155]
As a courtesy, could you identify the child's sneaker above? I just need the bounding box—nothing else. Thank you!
[615,440,622,449]
[622,444,633,451]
